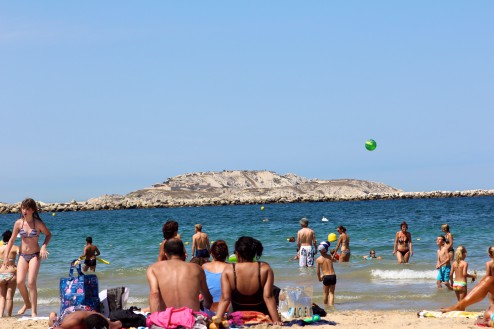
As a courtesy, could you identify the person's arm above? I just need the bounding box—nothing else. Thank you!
[316,260,322,281]
[486,262,492,276]
[450,263,455,287]
[199,268,213,309]
[334,236,342,254]
[158,241,165,261]
[80,245,88,259]
[38,220,52,259]
[191,235,197,257]
[206,235,211,253]
[436,250,441,268]
[146,265,161,313]
[392,233,398,255]
[3,221,20,265]
[94,246,101,257]
[312,230,317,255]
[408,233,413,256]
[262,265,282,325]
[296,231,301,251]
[215,268,233,319]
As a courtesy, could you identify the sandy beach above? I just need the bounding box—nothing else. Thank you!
[0,310,481,329]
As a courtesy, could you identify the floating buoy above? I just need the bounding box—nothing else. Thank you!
[52,213,56,216]
[365,139,377,151]
[260,206,265,210]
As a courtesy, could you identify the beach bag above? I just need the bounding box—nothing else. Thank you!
[99,286,129,317]
[59,260,100,314]
[109,309,146,328]
[278,286,313,321]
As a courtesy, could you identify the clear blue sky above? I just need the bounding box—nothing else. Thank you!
[1,2,493,204]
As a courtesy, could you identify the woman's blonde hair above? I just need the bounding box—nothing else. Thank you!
[455,245,466,265]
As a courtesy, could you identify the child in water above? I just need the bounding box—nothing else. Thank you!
[450,245,477,301]
[316,242,336,307]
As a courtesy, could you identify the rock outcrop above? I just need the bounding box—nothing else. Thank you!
[1,170,493,214]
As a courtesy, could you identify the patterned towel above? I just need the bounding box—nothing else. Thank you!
[418,310,483,318]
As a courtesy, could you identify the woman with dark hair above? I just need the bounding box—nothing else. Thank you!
[393,221,413,264]
[334,226,351,263]
[2,198,52,317]
[157,220,182,261]
[215,237,282,325]
[0,230,19,317]
[202,240,229,313]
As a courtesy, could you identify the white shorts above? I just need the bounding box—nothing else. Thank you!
[299,246,314,267]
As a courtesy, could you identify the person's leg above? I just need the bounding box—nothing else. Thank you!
[396,252,404,264]
[328,285,335,307]
[403,251,410,263]
[442,276,494,312]
[322,284,329,305]
[48,312,58,327]
[16,257,31,315]
[458,286,467,301]
[0,282,6,317]
[27,256,41,317]
[6,279,16,317]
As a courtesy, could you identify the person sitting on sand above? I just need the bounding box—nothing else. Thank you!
[49,307,122,329]
[215,236,282,325]
[441,275,494,326]
[147,238,212,312]
[0,230,19,317]
[202,240,229,314]
[192,224,211,260]
[363,249,382,260]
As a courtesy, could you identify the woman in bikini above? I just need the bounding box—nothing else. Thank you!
[215,236,282,325]
[334,226,350,262]
[393,221,413,264]
[2,198,52,317]
[441,224,454,261]
[0,230,19,317]
[202,240,229,314]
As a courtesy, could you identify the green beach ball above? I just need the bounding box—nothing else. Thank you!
[365,139,377,151]
[228,254,237,263]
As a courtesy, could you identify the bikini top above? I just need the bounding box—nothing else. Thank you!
[231,262,268,314]
[19,220,39,239]
[398,232,408,244]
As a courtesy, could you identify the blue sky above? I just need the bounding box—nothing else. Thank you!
[1,2,493,203]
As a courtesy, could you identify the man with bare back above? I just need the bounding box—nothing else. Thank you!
[296,218,317,267]
[192,224,210,260]
[80,237,100,272]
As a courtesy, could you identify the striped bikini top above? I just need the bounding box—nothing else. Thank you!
[19,220,39,238]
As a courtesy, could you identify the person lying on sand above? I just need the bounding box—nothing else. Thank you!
[49,308,122,329]
[442,275,494,326]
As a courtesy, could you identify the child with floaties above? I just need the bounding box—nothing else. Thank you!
[450,245,477,301]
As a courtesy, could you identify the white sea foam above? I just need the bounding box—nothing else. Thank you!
[371,268,438,280]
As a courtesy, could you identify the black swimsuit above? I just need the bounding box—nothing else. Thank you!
[231,262,269,315]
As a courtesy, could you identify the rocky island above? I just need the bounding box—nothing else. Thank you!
[1,170,493,214]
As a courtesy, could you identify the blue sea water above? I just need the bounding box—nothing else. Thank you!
[1,196,493,316]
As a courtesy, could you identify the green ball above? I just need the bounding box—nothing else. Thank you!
[365,139,377,151]
[228,254,237,263]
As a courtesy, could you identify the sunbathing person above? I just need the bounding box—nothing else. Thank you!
[442,275,494,325]
[215,236,282,325]
[49,308,122,329]
[147,238,212,312]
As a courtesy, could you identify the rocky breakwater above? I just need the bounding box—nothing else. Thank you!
[1,170,493,214]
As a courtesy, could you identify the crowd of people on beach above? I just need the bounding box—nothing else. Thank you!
[2,198,494,328]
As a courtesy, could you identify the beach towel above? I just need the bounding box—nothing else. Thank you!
[146,307,210,329]
[228,311,272,326]
[418,310,483,318]
[59,260,100,314]
[110,308,147,328]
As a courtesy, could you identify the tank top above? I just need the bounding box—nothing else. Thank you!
[231,262,269,315]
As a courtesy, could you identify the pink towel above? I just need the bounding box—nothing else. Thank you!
[146,307,196,329]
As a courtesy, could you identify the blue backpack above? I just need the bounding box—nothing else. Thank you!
[59,260,100,314]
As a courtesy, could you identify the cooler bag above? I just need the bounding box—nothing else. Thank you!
[59,260,100,314]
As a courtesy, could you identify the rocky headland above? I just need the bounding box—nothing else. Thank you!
[1,170,493,214]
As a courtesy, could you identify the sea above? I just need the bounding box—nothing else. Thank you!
[1,196,493,316]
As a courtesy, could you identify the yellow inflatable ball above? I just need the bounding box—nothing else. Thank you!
[327,233,338,242]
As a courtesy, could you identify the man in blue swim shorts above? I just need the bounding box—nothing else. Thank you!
[436,236,452,289]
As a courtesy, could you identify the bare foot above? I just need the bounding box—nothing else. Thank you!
[441,306,465,313]
[17,303,32,315]
[49,312,57,326]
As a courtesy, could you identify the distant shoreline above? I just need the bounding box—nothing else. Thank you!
[1,189,493,214]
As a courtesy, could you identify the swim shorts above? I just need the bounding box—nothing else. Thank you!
[84,259,97,267]
[322,274,337,286]
[299,246,314,267]
[195,249,210,258]
[436,265,451,282]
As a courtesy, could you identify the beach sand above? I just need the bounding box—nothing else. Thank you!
[0,310,481,329]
